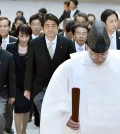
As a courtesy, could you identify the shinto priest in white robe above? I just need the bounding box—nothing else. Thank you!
[40,50,120,134]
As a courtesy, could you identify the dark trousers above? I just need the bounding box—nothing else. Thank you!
[33,88,46,127]
[4,104,14,129]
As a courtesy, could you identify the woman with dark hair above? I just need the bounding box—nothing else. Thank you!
[6,24,32,134]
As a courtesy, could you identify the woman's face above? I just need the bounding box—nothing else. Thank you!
[18,31,30,46]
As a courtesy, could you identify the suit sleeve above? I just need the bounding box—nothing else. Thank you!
[59,11,65,24]
[24,42,35,92]
[67,40,75,59]
[8,55,16,98]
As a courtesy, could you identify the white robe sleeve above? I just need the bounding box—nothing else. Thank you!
[40,60,73,134]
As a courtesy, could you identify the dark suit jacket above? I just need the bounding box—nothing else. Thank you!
[24,34,75,97]
[59,10,68,24]
[0,48,15,98]
[9,35,17,42]
[58,31,64,36]
[6,42,27,89]
[116,31,120,49]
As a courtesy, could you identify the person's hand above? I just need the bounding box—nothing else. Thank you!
[8,97,15,104]
[66,118,80,130]
[24,90,30,100]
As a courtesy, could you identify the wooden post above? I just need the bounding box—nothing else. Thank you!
[71,88,80,122]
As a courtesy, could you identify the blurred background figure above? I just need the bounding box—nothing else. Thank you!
[65,0,80,19]
[88,13,96,29]
[59,0,70,24]
[74,12,88,25]
[11,10,24,32]
[59,19,76,40]
[38,8,47,15]
[10,16,26,37]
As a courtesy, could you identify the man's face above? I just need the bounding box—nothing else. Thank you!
[104,14,118,35]
[69,1,76,10]
[30,19,42,36]
[43,20,58,40]
[0,19,10,38]
[87,47,108,65]
[74,27,88,46]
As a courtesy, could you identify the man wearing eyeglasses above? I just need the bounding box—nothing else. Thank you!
[40,20,120,134]
[72,23,89,52]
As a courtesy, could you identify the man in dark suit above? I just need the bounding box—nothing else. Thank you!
[59,19,76,40]
[72,23,89,52]
[101,9,120,50]
[0,17,17,50]
[0,34,15,134]
[24,13,75,127]
[59,0,70,24]
[29,13,43,40]
[65,0,80,20]
[0,17,17,134]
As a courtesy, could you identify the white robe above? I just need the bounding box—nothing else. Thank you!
[40,50,120,134]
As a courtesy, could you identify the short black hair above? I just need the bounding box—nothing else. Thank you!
[101,9,118,23]
[72,23,89,35]
[88,13,96,20]
[64,0,70,6]
[38,8,47,15]
[29,13,42,24]
[14,16,26,24]
[74,12,88,22]
[65,20,76,33]
[69,0,78,6]
[42,13,59,27]
[16,10,24,16]
[0,17,11,26]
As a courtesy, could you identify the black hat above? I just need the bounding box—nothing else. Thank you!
[87,20,110,53]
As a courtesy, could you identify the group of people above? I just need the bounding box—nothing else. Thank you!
[0,0,120,134]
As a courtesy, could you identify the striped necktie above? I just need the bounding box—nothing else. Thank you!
[48,42,54,59]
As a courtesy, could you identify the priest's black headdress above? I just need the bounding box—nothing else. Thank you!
[87,20,110,53]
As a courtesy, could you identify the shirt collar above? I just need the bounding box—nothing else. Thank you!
[45,36,57,47]
[2,35,9,44]
[32,34,37,39]
[75,41,86,51]
[109,31,116,39]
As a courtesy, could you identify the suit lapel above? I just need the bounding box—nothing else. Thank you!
[116,31,120,50]
[53,35,63,61]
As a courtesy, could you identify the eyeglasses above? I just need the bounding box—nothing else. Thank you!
[75,32,87,36]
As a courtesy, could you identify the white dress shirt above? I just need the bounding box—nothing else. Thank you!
[75,41,86,52]
[109,32,117,49]
[32,34,38,39]
[70,9,77,19]
[45,36,57,56]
